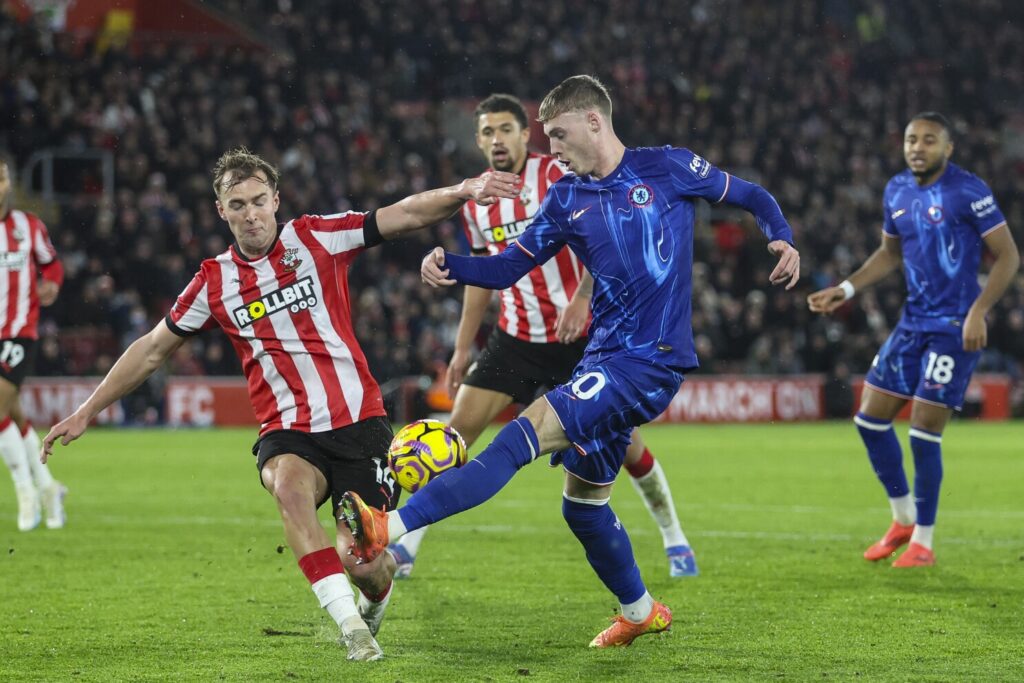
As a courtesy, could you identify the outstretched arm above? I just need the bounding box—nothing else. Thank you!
[964,225,1020,351]
[808,233,902,314]
[421,244,537,290]
[41,321,187,461]
[722,176,800,289]
[375,172,521,239]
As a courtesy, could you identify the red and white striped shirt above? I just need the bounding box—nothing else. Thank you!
[461,153,586,343]
[167,213,385,436]
[0,210,63,340]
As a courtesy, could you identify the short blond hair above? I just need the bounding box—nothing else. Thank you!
[212,146,280,197]
[538,75,612,123]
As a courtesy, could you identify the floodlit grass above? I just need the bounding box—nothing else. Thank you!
[1,422,1021,681]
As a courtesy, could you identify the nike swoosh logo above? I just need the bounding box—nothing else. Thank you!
[571,206,592,221]
[891,209,906,219]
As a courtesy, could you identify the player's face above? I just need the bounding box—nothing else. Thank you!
[0,162,10,215]
[903,120,953,182]
[476,112,530,173]
[216,171,280,257]
[543,111,597,176]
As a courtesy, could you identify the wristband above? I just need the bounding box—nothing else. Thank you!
[838,280,855,301]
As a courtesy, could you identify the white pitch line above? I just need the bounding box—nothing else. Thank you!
[80,515,1022,548]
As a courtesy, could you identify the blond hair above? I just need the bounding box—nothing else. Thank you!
[211,146,280,197]
[538,75,612,123]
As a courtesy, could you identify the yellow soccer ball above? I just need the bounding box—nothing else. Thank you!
[387,419,468,493]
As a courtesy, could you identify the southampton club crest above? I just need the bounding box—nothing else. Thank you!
[628,183,654,208]
[518,183,533,207]
[279,247,302,272]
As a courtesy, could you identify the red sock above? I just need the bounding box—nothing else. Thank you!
[361,581,393,604]
[0,416,11,432]
[625,448,655,478]
[298,547,345,584]
[19,421,31,438]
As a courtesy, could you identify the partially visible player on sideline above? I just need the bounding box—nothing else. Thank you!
[388,94,697,580]
[808,113,1019,567]
[0,156,66,531]
[41,147,520,661]
[343,76,799,648]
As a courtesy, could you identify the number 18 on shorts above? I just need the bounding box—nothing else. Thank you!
[864,324,980,410]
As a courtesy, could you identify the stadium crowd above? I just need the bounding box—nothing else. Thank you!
[1,0,1022,416]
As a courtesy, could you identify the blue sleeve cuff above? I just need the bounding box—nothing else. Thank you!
[445,244,536,289]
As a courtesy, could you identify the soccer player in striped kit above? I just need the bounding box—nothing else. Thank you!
[0,156,67,532]
[388,95,698,580]
[41,147,520,661]
[809,113,1019,567]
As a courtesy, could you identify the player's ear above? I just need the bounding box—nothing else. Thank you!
[588,110,601,133]
[272,191,280,211]
[521,124,531,146]
[215,199,227,221]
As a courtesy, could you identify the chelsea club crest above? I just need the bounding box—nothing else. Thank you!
[628,183,654,208]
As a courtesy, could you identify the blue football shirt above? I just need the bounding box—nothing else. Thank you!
[882,162,1007,333]
[513,146,774,370]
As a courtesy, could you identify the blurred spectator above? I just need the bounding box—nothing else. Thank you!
[0,0,1021,415]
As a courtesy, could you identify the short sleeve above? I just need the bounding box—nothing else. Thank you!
[294,212,371,256]
[959,175,1007,237]
[882,186,899,238]
[166,269,214,337]
[29,215,58,265]
[665,147,730,203]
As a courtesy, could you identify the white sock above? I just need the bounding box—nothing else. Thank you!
[387,511,408,542]
[0,421,32,486]
[630,460,689,548]
[396,525,427,556]
[889,495,916,526]
[311,574,360,634]
[620,591,655,624]
[21,427,55,490]
[911,524,935,550]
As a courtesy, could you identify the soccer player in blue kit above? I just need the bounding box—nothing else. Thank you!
[809,112,1019,568]
[342,75,801,647]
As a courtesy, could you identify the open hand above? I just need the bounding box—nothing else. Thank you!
[767,240,800,290]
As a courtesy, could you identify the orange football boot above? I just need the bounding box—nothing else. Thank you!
[863,521,915,561]
[340,491,390,564]
[589,601,672,648]
[892,542,935,568]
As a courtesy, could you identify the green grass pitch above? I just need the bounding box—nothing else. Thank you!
[1,422,1021,681]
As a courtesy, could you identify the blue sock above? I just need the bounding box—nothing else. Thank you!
[562,497,646,604]
[854,412,909,497]
[398,417,539,531]
[909,428,943,526]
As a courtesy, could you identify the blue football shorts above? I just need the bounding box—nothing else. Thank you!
[544,354,684,485]
[864,323,980,410]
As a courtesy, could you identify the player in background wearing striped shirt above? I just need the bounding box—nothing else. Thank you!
[0,156,67,532]
[388,95,698,579]
[41,147,520,661]
[809,113,1020,567]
